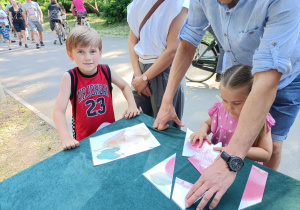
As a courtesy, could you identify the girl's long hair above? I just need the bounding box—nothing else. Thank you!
[220,65,267,146]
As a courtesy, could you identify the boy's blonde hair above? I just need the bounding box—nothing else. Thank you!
[66,26,102,52]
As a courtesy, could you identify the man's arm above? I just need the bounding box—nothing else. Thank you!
[185,69,282,210]
[153,39,196,130]
[37,4,43,24]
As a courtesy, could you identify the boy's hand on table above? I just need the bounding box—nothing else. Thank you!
[62,138,79,150]
[123,106,140,119]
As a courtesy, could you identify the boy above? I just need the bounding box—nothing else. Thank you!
[53,26,140,150]
[0,23,11,50]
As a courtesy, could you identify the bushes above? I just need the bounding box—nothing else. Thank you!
[101,0,132,24]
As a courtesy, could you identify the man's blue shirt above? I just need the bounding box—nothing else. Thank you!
[179,0,300,89]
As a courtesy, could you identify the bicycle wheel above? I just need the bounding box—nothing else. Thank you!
[83,19,90,28]
[185,41,217,82]
[56,25,63,45]
[64,22,70,36]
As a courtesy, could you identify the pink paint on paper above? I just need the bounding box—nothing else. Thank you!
[188,141,220,174]
[165,156,176,175]
[238,165,268,209]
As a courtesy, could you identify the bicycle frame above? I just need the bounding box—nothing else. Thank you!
[192,39,219,73]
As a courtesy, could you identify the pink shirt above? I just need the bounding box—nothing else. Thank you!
[72,0,86,13]
[209,101,275,146]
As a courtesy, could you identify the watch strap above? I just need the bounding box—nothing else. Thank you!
[221,151,231,162]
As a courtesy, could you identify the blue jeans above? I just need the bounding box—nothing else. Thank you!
[270,73,300,142]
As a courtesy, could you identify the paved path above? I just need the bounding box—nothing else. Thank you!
[1,31,299,180]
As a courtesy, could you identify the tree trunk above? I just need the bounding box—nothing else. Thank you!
[84,2,101,17]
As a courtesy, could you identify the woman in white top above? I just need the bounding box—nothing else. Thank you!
[127,0,189,128]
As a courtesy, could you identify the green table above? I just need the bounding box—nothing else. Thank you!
[0,114,299,210]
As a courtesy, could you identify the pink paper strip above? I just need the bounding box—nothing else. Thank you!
[238,165,268,209]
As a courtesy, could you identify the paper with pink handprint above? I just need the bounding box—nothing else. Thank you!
[182,128,215,157]
[188,141,222,174]
[143,154,176,199]
[172,177,206,209]
[238,165,268,209]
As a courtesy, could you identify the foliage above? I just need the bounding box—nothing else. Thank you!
[101,0,132,24]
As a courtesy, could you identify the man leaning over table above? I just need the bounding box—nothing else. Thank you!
[153,0,300,209]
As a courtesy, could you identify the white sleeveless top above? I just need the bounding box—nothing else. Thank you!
[127,0,190,64]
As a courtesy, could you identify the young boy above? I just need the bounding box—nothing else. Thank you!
[53,26,140,150]
[0,23,11,50]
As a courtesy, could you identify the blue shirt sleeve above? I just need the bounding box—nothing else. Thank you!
[252,0,300,75]
[179,0,208,47]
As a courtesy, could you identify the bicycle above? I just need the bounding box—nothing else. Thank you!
[72,9,90,28]
[74,16,90,28]
[185,39,221,82]
[54,22,63,45]
[62,20,70,36]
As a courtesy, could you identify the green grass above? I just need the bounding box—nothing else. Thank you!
[43,13,130,38]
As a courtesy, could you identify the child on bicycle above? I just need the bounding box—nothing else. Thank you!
[53,26,140,150]
[48,0,65,44]
[70,0,86,25]
[190,65,275,162]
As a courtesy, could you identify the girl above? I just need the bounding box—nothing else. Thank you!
[190,65,275,162]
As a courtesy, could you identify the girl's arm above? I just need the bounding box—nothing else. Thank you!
[246,129,273,162]
[130,7,188,96]
[128,29,151,97]
[8,10,13,28]
[190,118,212,147]
[53,73,79,150]
[110,68,140,119]
[70,3,74,11]
[21,9,27,26]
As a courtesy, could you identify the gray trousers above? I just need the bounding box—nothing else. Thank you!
[133,62,185,129]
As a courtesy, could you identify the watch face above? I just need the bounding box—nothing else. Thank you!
[229,157,244,172]
[142,75,147,81]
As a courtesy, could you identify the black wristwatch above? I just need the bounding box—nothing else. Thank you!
[220,151,244,172]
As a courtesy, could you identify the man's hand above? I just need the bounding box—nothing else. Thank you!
[185,157,236,209]
[153,101,184,130]
[40,18,43,24]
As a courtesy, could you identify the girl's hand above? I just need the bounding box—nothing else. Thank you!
[123,106,140,119]
[213,147,225,152]
[62,138,79,150]
[190,131,212,148]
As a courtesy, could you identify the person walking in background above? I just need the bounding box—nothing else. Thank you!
[8,0,28,48]
[0,23,11,50]
[22,0,44,49]
[70,0,86,26]
[48,0,65,44]
[127,0,189,129]
[1,2,15,43]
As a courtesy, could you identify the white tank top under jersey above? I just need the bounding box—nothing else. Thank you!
[127,0,190,64]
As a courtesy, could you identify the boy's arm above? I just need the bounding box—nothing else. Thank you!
[246,129,273,162]
[110,68,140,119]
[53,73,79,150]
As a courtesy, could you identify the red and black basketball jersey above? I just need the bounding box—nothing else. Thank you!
[68,64,115,141]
